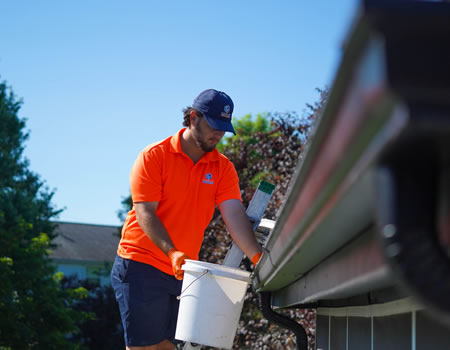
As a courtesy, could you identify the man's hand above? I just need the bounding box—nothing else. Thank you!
[167,248,189,280]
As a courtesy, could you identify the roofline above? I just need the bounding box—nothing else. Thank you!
[51,258,115,265]
[52,220,121,228]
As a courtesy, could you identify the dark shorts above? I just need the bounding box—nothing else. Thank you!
[110,255,183,347]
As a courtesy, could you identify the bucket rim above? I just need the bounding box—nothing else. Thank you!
[182,259,251,283]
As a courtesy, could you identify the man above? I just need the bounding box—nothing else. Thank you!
[111,89,263,350]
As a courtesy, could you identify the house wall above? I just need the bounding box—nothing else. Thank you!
[54,260,113,286]
[58,263,87,280]
[315,298,450,350]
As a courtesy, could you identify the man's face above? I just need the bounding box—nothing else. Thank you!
[192,116,225,152]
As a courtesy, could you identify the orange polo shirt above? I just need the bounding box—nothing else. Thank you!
[117,128,241,275]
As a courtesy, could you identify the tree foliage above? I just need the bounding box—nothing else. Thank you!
[61,277,125,350]
[0,79,85,349]
[217,113,271,153]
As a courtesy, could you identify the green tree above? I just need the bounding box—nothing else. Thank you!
[0,79,85,349]
[115,195,132,237]
[61,277,124,350]
[217,113,271,152]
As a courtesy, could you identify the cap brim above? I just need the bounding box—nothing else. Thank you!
[204,114,236,135]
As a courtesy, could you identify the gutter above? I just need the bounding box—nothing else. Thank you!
[252,0,450,325]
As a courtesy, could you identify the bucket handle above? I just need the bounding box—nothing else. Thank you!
[183,263,251,283]
[176,269,210,300]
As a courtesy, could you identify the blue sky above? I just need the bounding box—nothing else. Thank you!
[0,0,358,226]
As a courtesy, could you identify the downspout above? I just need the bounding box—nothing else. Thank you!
[259,292,308,350]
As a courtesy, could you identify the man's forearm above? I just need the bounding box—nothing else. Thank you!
[134,201,188,279]
[219,199,262,260]
[135,202,174,255]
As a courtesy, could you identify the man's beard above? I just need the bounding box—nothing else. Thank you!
[192,121,217,152]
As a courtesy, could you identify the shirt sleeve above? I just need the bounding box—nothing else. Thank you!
[215,160,242,206]
[130,147,163,203]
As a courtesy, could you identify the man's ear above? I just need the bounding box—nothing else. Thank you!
[190,110,198,126]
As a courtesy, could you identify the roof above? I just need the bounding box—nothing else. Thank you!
[50,222,120,263]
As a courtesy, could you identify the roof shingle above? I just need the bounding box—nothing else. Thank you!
[50,222,120,262]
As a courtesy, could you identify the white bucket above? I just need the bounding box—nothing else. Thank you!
[175,259,251,349]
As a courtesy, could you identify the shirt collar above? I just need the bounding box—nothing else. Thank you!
[169,128,185,153]
[170,128,220,163]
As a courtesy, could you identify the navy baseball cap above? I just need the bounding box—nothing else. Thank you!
[192,89,236,135]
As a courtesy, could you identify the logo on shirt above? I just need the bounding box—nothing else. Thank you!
[202,173,214,185]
